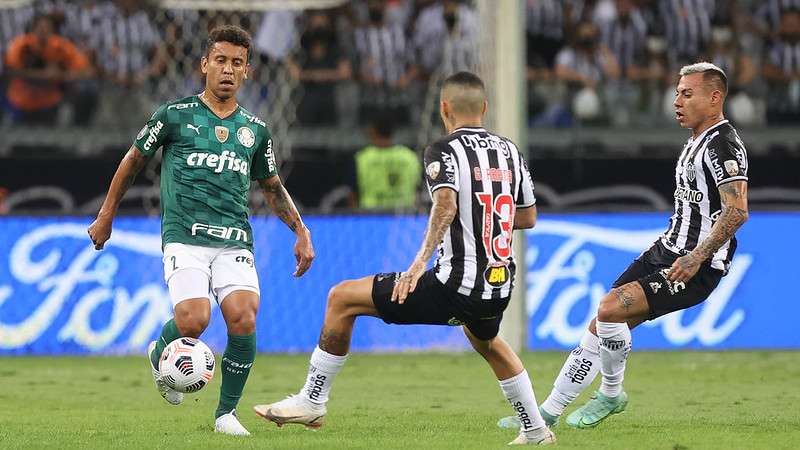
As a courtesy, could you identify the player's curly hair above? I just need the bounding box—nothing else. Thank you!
[206,25,252,60]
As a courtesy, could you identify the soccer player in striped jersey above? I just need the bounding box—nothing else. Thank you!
[88,25,314,436]
[254,72,556,445]
[537,62,749,429]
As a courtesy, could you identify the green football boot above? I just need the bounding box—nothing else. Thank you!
[565,391,628,429]
[539,406,560,428]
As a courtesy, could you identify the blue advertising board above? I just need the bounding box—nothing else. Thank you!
[0,213,797,355]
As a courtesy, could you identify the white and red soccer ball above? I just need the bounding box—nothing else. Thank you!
[159,337,215,393]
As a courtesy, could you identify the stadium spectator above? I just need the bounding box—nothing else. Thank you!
[288,10,353,125]
[93,0,165,127]
[763,9,800,124]
[413,0,479,78]
[352,0,418,124]
[354,111,420,210]
[659,0,714,70]
[600,0,648,125]
[755,0,800,39]
[555,21,620,121]
[4,13,90,125]
[526,0,565,81]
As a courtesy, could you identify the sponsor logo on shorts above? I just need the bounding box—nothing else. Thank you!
[658,269,686,295]
[235,255,253,267]
[484,265,510,287]
[447,317,464,326]
[649,281,662,294]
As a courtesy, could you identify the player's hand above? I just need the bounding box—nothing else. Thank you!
[391,259,426,304]
[293,228,314,277]
[667,253,701,283]
[87,215,113,250]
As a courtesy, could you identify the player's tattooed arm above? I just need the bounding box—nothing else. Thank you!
[668,180,748,282]
[258,175,315,277]
[392,188,457,303]
[88,146,149,250]
[258,175,305,232]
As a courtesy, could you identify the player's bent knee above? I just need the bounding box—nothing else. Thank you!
[597,293,628,322]
[227,310,256,335]
[174,307,210,337]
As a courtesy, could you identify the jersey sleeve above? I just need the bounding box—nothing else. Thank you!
[423,142,459,193]
[705,135,748,187]
[250,132,278,180]
[517,155,536,207]
[133,105,169,157]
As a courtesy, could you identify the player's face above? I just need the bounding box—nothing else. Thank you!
[673,73,711,130]
[202,42,249,100]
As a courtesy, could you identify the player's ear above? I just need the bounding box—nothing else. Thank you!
[200,56,208,75]
[481,100,488,116]
[244,63,250,80]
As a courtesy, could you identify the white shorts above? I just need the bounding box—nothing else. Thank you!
[163,243,260,306]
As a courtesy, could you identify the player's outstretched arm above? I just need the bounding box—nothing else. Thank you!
[668,180,749,282]
[392,187,457,303]
[87,145,148,250]
[258,175,314,277]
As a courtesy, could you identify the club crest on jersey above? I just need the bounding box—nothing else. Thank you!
[237,127,255,148]
[685,162,696,182]
[215,126,229,143]
[426,161,440,179]
[724,160,739,176]
[484,264,510,287]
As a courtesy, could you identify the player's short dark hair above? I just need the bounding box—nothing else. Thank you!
[206,25,252,61]
[442,71,485,93]
[679,62,728,97]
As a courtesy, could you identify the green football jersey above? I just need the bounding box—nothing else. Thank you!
[133,95,277,251]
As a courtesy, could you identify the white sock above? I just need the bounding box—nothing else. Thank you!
[499,370,546,438]
[299,346,347,405]
[541,329,601,416]
[597,321,631,398]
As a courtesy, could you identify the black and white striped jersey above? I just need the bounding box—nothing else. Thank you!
[660,120,748,272]
[424,127,536,300]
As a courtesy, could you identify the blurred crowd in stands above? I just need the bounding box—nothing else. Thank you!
[1,0,799,132]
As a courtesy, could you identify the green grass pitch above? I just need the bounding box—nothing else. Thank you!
[1,351,798,449]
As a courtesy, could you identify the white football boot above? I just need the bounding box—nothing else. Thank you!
[147,341,183,405]
[253,394,326,429]
[214,409,251,436]
[508,427,556,446]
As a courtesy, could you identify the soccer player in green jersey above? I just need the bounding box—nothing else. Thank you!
[88,25,314,436]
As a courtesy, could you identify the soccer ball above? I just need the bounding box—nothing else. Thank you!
[159,337,215,393]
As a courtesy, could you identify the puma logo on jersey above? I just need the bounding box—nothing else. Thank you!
[191,223,248,242]
[186,150,249,175]
[186,124,202,135]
